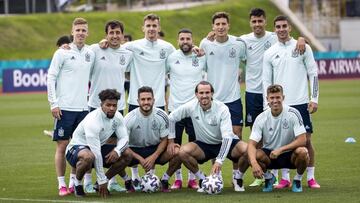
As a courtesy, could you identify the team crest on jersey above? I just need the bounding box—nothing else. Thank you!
[291,49,299,58]
[209,116,218,126]
[119,55,126,65]
[151,120,159,130]
[282,119,289,129]
[159,49,166,59]
[264,41,272,50]
[192,56,199,67]
[58,127,64,137]
[85,52,91,62]
[112,121,118,131]
[229,48,236,58]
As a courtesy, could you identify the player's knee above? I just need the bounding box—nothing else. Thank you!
[122,149,133,162]
[295,147,309,160]
[178,147,190,160]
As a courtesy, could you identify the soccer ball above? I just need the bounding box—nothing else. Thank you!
[140,173,161,193]
[202,174,223,194]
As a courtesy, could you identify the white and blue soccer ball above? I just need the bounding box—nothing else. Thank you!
[202,174,223,194]
[140,173,161,193]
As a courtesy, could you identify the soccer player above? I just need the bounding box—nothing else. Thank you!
[248,84,310,192]
[168,81,249,192]
[262,15,320,189]
[165,28,206,189]
[123,13,175,112]
[88,20,133,115]
[199,11,246,191]
[124,86,179,192]
[47,17,94,196]
[86,20,133,193]
[65,89,132,197]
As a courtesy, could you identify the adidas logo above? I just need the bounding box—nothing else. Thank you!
[209,51,214,55]
[248,46,253,50]
[305,125,310,130]
[275,55,280,59]
[175,60,180,64]
[71,56,75,60]
[100,56,105,60]
[139,52,144,56]
[195,116,200,120]
[136,125,141,129]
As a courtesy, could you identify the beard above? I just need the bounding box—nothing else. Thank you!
[180,44,192,54]
[106,112,115,119]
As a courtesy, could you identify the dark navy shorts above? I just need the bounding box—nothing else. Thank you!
[128,104,165,113]
[129,145,166,166]
[245,92,264,127]
[194,139,239,164]
[66,144,117,168]
[291,103,313,133]
[262,148,296,169]
[224,99,244,126]
[168,114,195,145]
[53,110,88,141]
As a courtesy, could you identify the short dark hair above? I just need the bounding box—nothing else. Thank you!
[124,34,132,42]
[144,13,160,22]
[138,86,154,98]
[56,35,72,47]
[98,89,121,102]
[195,81,214,93]
[105,20,124,34]
[212,11,230,24]
[178,28,192,35]
[273,15,289,26]
[267,84,283,95]
[249,8,266,19]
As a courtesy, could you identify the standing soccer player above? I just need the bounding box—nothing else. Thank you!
[165,28,206,190]
[47,18,94,196]
[124,13,175,112]
[199,12,246,191]
[262,15,320,189]
[248,84,310,193]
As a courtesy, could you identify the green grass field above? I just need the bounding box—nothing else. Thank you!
[0,79,359,202]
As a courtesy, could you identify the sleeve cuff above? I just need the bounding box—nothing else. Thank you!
[97,177,108,185]
[215,159,223,165]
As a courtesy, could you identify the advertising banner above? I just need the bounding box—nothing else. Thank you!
[2,68,48,93]
[316,57,360,79]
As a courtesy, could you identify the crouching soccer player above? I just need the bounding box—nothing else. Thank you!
[167,81,249,192]
[247,85,310,192]
[65,89,132,197]
[123,86,180,192]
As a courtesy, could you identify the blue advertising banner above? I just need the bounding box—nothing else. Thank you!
[2,68,48,93]
[0,59,50,83]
